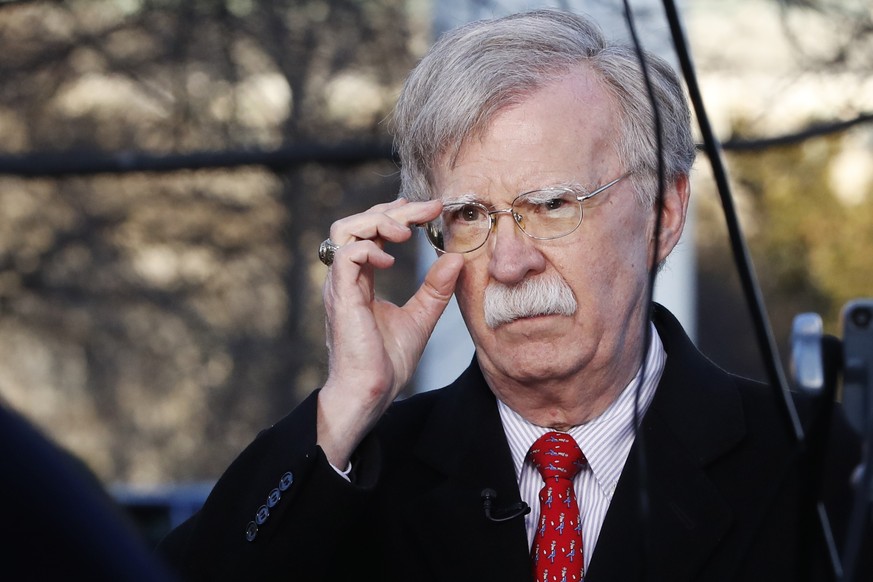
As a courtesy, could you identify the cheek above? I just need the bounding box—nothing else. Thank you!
[455,265,485,314]
[612,206,652,262]
[559,223,649,294]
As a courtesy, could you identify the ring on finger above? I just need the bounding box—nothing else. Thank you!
[318,238,341,266]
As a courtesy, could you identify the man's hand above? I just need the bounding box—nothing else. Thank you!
[316,198,464,468]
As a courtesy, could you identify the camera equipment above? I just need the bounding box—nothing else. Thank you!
[791,298,873,582]
[841,300,873,437]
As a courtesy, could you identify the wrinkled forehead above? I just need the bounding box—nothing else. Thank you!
[441,69,617,155]
[430,71,623,200]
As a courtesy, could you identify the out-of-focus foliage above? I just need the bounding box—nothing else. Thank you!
[777,0,873,74]
[690,0,873,381]
[0,0,425,484]
[737,139,873,325]
[696,126,873,380]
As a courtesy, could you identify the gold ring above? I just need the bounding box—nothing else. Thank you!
[318,239,340,266]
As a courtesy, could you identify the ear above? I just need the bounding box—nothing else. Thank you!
[649,173,690,266]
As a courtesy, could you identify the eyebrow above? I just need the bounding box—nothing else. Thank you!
[519,187,580,204]
[528,182,586,195]
[463,182,583,199]
[440,182,590,207]
[441,193,485,206]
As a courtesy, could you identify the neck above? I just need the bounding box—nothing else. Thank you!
[482,326,649,429]
[491,369,635,430]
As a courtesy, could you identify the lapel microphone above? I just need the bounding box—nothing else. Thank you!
[481,488,531,522]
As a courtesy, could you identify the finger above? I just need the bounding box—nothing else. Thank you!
[324,240,397,303]
[329,199,442,246]
[333,199,440,243]
[403,252,464,333]
[368,197,409,213]
[339,239,397,270]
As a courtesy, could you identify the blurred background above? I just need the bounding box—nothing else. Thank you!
[0,0,871,547]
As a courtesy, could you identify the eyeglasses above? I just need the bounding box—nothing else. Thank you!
[422,174,629,254]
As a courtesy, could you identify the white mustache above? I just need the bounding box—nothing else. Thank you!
[483,275,577,329]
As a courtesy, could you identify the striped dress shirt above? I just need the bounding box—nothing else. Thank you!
[497,324,666,570]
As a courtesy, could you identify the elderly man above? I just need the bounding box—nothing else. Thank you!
[160,9,864,581]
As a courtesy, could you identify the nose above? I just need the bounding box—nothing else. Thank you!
[487,211,547,285]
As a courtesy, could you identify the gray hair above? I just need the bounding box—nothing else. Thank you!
[391,9,695,207]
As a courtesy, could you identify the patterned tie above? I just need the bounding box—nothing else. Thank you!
[529,431,587,582]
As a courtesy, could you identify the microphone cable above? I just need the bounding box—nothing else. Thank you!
[659,0,805,444]
[620,0,835,577]
[619,0,667,577]
[659,1,845,579]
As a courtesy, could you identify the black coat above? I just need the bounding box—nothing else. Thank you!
[160,305,868,581]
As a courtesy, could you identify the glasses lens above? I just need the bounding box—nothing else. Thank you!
[512,189,583,239]
[425,203,490,253]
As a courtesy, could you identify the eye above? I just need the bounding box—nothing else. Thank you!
[543,197,568,211]
[461,205,482,221]
[516,190,577,215]
[446,204,487,224]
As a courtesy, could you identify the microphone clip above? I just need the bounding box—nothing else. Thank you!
[481,488,531,523]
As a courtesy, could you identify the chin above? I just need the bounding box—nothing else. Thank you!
[494,351,578,384]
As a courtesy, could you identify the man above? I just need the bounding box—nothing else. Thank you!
[159,9,866,581]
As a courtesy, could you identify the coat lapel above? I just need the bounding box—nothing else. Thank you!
[403,361,533,582]
[586,306,745,582]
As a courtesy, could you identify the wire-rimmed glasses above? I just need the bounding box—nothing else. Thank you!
[422,174,629,254]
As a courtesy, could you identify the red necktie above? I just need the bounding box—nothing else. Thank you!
[529,431,587,582]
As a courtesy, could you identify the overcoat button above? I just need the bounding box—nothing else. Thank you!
[256,505,270,525]
[267,488,281,508]
[245,521,258,542]
[279,471,294,491]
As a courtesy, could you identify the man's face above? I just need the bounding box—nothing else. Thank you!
[431,66,663,394]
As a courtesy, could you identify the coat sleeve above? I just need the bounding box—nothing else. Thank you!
[157,390,383,581]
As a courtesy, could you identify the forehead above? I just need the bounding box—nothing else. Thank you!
[432,66,620,201]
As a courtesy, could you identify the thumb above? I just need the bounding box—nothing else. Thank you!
[404,253,464,333]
